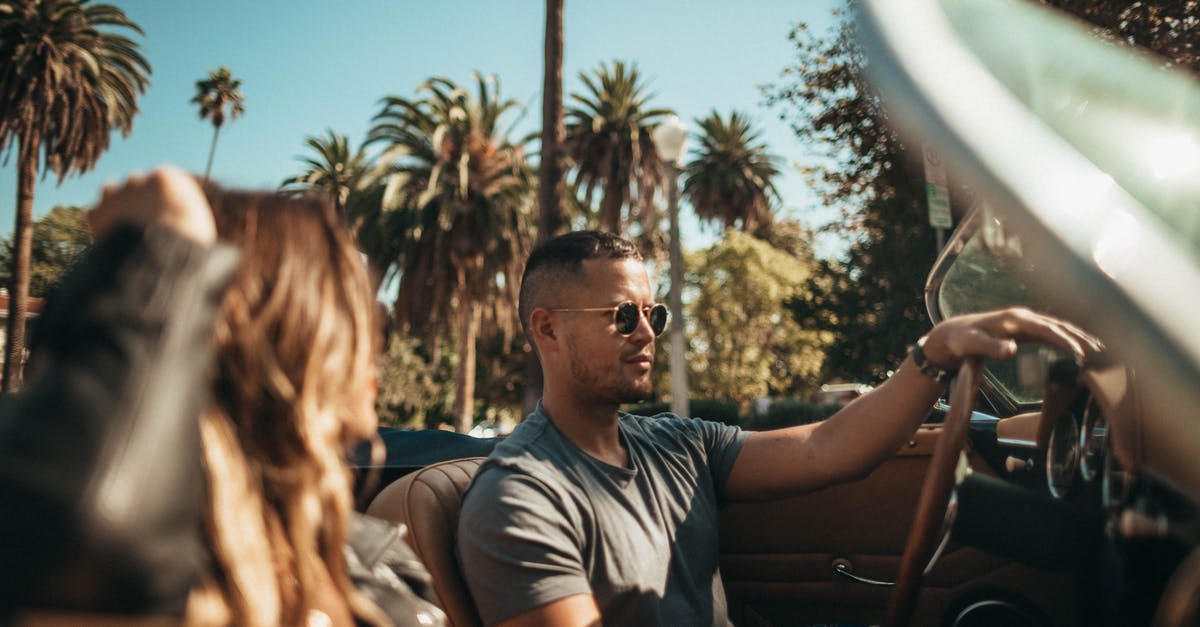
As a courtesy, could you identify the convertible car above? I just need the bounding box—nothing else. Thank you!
[362,0,1200,625]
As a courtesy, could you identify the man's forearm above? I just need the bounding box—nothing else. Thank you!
[726,354,943,501]
[807,356,945,481]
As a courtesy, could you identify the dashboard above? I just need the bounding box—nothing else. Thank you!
[957,362,1200,625]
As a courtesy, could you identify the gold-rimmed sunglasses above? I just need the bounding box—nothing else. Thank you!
[549,301,669,336]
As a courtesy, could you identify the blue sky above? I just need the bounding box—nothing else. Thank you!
[0,0,843,250]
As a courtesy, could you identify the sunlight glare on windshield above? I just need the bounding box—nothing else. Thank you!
[1146,131,1200,181]
[1044,171,1114,230]
[1092,210,1140,282]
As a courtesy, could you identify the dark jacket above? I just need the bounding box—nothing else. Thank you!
[0,224,238,615]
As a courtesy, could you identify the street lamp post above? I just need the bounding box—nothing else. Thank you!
[652,115,689,418]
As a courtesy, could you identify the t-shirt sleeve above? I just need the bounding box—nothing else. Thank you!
[668,416,749,499]
[458,464,593,625]
[706,421,749,497]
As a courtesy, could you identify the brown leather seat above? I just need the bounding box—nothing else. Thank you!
[366,457,486,627]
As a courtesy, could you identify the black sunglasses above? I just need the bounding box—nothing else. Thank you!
[550,301,669,336]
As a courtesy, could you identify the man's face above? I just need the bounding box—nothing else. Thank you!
[556,257,658,405]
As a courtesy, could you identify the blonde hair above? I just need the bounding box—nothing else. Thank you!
[185,188,386,626]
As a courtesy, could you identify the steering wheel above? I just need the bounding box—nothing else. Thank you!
[884,357,984,627]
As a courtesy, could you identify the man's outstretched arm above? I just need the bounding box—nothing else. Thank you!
[724,308,1100,501]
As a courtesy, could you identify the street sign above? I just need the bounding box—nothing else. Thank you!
[923,144,953,229]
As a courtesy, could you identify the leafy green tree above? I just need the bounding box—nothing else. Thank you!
[368,73,535,433]
[192,66,244,181]
[0,205,92,298]
[0,0,150,391]
[375,334,454,429]
[280,129,373,217]
[764,16,935,383]
[684,230,828,413]
[1040,1,1200,73]
[565,60,672,236]
[683,110,781,234]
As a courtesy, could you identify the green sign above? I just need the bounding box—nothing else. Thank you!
[923,145,953,229]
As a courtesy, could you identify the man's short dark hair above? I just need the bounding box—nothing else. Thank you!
[518,231,643,344]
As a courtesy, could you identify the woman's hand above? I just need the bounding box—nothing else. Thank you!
[89,166,215,244]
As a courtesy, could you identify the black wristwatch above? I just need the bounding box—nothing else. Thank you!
[910,335,958,384]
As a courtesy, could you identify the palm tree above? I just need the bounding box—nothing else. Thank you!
[192,66,244,181]
[683,111,781,234]
[565,60,672,235]
[0,0,150,391]
[280,129,373,216]
[368,73,534,433]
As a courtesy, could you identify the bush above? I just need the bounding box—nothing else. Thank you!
[752,399,841,430]
[625,400,670,416]
[622,398,840,430]
[689,399,742,426]
[624,398,742,426]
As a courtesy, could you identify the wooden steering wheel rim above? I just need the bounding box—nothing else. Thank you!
[884,358,984,627]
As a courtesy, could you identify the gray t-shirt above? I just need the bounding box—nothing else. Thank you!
[457,405,748,626]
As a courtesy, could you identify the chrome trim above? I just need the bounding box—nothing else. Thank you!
[925,456,969,576]
[831,560,895,587]
[951,600,1034,627]
[1046,414,1081,499]
[1079,397,1106,482]
[996,437,1038,449]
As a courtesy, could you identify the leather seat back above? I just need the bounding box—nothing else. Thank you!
[366,457,485,627]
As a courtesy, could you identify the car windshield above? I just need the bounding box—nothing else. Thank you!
[940,0,1200,263]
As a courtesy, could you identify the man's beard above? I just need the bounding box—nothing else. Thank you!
[566,342,652,405]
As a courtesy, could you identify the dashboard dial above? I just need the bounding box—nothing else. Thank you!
[1079,397,1107,482]
[1046,410,1080,498]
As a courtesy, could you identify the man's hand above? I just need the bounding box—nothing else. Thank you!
[89,166,215,245]
[920,307,1103,371]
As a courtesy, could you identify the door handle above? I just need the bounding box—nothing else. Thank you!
[832,558,896,587]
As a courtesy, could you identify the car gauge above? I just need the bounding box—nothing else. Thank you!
[1079,397,1107,482]
[1046,411,1080,498]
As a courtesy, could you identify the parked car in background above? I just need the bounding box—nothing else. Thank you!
[809,382,874,407]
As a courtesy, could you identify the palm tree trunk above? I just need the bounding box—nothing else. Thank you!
[452,293,480,434]
[600,177,623,234]
[4,143,38,392]
[204,123,222,181]
[525,0,565,416]
[537,0,566,239]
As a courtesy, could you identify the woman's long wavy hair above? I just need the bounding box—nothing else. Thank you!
[185,188,386,626]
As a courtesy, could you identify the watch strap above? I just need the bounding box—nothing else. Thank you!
[911,336,958,384]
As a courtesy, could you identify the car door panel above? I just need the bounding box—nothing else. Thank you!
[719,425,1079,626]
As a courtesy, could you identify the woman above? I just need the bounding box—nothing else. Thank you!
[0,168,439,626]
[190,178,450,627]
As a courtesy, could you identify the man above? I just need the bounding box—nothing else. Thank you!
[458,230,1095,627]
